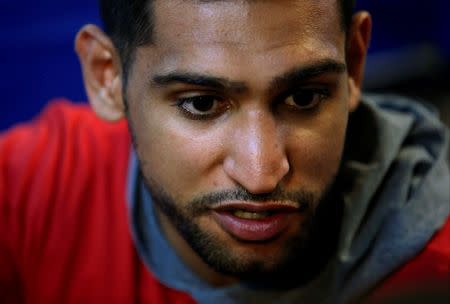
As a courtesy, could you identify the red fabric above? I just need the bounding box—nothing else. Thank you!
[368,216,450,301]
[1,101,448,303]
[0,100,195,304]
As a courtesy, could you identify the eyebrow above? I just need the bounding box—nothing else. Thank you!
[152,73,247,93]
[150,59,346,93]
[270,59,347,90]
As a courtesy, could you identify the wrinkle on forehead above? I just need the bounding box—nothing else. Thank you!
[152,0,342,51]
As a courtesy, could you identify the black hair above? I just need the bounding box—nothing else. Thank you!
[99,0,356,78]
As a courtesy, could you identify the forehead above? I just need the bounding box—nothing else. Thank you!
[152,1,341,43]
[134,0,345,83]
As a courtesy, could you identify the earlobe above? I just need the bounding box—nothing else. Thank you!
[346,11,372,112]
[93,76,125,121]
[75,24,125,121]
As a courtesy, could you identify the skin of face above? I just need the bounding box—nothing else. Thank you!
[76,0,371,287]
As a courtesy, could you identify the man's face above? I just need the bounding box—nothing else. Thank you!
[126,0,352,281]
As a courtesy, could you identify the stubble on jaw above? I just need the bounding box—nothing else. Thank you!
[139,166,342,288]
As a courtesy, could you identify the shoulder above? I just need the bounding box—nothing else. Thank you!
[0,100,131,194]
[394,214,450,280]
[1,99,130,157]
[0,98,132,218]
[0,98,132,217]
[0,100,135,301]
[0,100,132,265]
[370,215,450,301]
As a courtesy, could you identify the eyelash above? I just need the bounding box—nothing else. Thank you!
[173,87,332,121]
[174,95,227,120]
[280,88,331,110]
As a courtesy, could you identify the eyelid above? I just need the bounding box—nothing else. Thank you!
[280,87,331,110]
[174,92,225,105]
[169,88,221,99]
[277,86,328,100]
[174,94,230,121]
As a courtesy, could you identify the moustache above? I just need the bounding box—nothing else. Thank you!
[187,185,316,214]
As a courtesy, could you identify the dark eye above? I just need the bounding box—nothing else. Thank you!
[176,95,229,119]
[284,89,328,110]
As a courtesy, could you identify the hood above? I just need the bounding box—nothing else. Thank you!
[335,94,450,302]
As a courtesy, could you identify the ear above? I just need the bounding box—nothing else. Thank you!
[75,24,125,121]
[346,11,372,112]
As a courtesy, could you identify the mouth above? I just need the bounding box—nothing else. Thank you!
[231,210,276,220]
[211,201,301,242]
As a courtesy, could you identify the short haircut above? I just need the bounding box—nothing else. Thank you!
[99,0,356,79]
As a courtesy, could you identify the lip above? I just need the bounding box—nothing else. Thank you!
[211,201,300,242]
[212,201,300,212]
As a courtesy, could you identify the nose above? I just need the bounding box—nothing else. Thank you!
[223,109,290,194]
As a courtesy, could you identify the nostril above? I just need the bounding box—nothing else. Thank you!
[223,155,290,195]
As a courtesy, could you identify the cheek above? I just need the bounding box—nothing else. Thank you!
[287,107,348,192]
[130,106,224,199]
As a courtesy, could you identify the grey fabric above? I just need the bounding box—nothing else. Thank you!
[127,95,450,303]
[335,95,450,302]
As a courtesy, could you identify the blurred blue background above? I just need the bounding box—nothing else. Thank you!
[1,0,449,130]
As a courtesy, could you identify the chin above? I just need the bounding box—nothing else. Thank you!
[180,216,323,285]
